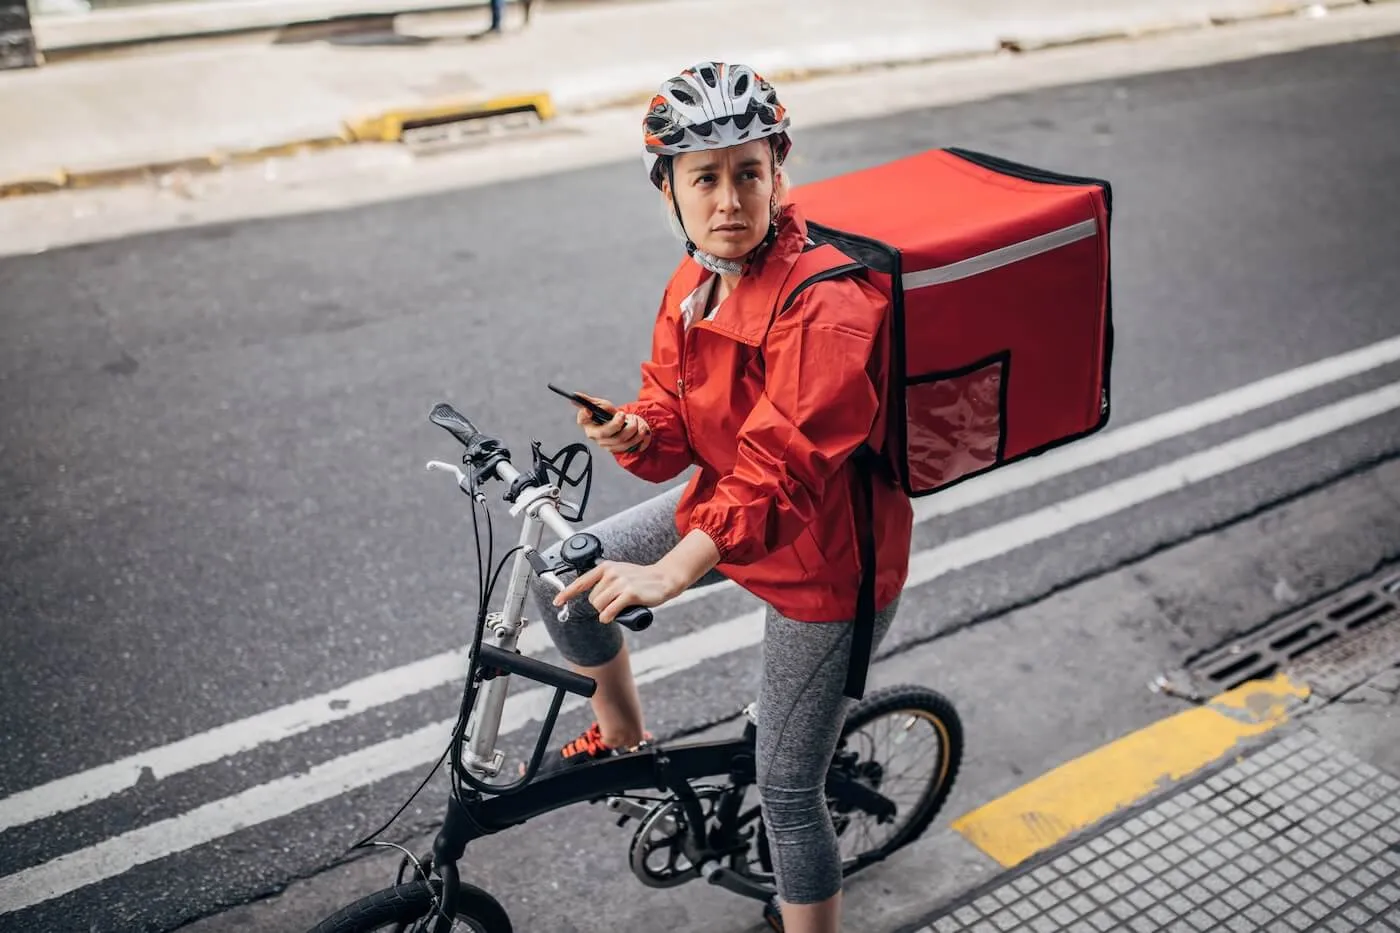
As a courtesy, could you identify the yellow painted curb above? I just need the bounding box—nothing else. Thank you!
[0,137,353,200]
[951,673,1311,869]
[0,171,69,199]
[225,133,355,164]
[343,92,555,143]
[63,154,224,190]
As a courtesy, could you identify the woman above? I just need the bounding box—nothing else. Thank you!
[528,61,914,933]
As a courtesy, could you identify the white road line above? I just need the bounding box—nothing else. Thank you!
[2,335,1399,835]
[3,380,1397,916]
[0,650,470,832]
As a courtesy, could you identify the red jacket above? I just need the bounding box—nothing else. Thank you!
[616,204,913,623]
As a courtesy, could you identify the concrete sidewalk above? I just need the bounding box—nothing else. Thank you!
[0,0,1384,197]
[900,567,1400,933]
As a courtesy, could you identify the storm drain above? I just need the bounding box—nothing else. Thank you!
[402,105,550,151]
[1167,568,1400,700]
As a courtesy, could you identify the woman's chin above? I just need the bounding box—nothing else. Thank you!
[699,236,761,259]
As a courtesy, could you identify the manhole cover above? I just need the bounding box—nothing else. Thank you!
[1160,567,1400,700]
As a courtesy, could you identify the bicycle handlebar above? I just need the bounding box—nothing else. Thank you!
[428,403,480,449]
[428,401,653,633]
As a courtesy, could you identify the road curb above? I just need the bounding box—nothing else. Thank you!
[950,673,1312,870]
[1,0,1388,201]
[0,93,553,200]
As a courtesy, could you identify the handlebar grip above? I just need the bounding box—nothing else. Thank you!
[615,605,653,632]
[429,403,480,448]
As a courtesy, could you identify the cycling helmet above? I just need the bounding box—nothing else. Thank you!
[642,61,791,191]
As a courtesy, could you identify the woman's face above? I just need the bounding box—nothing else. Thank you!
[666,139,779,260]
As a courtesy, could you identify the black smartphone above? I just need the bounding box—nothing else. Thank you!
[547,382,615,425]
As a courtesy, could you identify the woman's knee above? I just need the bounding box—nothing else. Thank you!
[527,545,623,667]
[757,779,842,904]
[757,780,829,835]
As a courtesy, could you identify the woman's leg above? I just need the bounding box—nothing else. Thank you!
[526,482,725,746]
[755,597,900,933]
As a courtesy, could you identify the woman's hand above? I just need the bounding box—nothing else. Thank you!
[555,560,677,623]
[553,530,721,624]
[575,395,651,455]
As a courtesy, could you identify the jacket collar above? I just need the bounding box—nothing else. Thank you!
[674,204,810,348]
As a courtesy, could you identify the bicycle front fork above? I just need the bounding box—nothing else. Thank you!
[414,794,475,932]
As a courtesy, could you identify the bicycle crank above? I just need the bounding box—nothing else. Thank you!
[625,785,726,888]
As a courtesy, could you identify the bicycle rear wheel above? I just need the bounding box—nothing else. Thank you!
[754,684,964,878]
[831,684,964,869]
[308,880,512,933]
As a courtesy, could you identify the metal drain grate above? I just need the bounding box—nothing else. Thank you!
[1171,568,1400,699]
[1291,606,1400,699]
[402,107,549,152]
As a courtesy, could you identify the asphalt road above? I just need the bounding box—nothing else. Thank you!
[2,31,1399,933]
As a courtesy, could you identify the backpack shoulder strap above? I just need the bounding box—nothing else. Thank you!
[777,235,869,316]
[768,231,884,701]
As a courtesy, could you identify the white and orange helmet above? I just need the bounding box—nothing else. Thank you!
[642,61,792,189]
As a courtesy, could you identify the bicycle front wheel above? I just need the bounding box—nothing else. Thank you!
[308,880,512,933]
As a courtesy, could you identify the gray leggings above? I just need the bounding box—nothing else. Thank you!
[527,483,898,904]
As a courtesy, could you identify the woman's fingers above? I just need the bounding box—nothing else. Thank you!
[567,393,651,454]
[588,568,626,611]
[595,580,642,624]
[554,564,603,606]
[590,413,645,452]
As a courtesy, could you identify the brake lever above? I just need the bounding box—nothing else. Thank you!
[426,460,485,502]
[525,549,573,620]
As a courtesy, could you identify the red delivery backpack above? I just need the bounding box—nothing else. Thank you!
[785,147,1114,698]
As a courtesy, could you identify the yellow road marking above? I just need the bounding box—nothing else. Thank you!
[951,673,1310,867]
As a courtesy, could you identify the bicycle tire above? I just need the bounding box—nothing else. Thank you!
[307,880,512,933]
[755,683,964,878]
[835,683,964,864]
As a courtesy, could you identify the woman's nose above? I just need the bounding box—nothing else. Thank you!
[717,179,742,210]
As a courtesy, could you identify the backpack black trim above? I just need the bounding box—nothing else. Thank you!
[907,349,1013,466]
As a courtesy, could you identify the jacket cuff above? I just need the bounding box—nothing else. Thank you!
[686,517,735,565]
[616,398,679,456]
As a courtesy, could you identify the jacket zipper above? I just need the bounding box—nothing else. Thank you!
[677,316,689,400]
[677,315,691,403]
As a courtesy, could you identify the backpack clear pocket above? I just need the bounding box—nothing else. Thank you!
[903,352,1008,494]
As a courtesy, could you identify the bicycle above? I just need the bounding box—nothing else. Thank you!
[307,401,965,933]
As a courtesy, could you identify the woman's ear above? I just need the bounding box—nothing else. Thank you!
[773,166,790,205]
